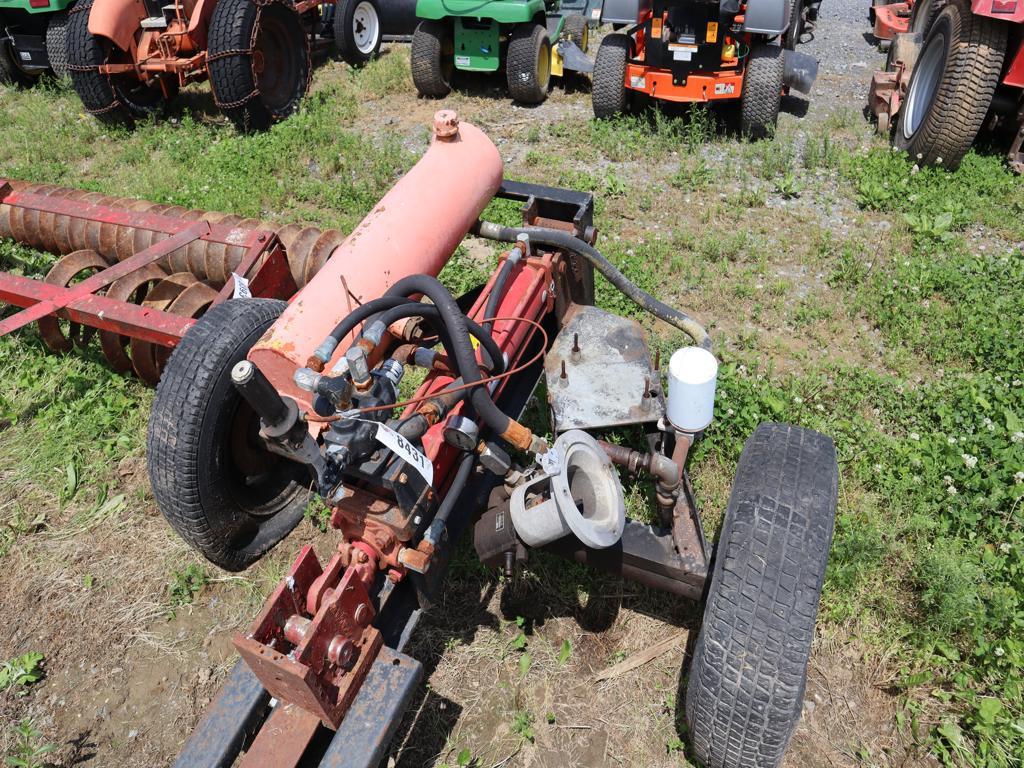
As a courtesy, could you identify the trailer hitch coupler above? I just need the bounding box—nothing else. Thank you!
[232,360,302,443]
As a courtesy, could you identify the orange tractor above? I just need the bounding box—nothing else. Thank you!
[66,0,411,130]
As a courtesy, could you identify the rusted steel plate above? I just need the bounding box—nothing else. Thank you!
[172,660,270,768]
[318,648,424,768]
[544,304,665,432]
[0,271,195,347]
[237,702,322,768]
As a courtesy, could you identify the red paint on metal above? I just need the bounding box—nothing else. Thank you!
[249,113,504,402]
[873,2,911,39]
[236,703,321,768]
[0,271,195,347]
[0,222,209,337]
[1003,38,1024,88]
[235,546,383,729]
[972,0,1024,19]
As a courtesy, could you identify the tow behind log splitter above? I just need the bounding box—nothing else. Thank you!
[0,111,838,768]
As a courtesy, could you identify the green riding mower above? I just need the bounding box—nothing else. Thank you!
[410,0,600,103]
[0,0,74,84]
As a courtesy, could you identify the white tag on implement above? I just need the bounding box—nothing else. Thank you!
[231,273,252,299]
[375,421,433,487]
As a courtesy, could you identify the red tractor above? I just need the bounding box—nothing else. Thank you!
[869,0,1024,171]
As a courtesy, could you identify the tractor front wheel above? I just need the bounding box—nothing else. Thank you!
[333,0,382,66]
[563,14,589,52]
[208,0,311,132]
[411,20,453,98]
[67,0,167,125]
[148,299,311,572]
[591,32,630,118]
[685,423,837,768]
[894,0,1006,170]
[507,23,551,105]
[739,43,784,139]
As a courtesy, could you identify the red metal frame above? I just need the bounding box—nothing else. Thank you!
[0,181,298,351]
[873,1,912,40]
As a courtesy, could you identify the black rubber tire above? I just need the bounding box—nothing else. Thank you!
[67,0,163,125]
[506,22,550,105]
[147,299,311,572]
[783,0,803,50]
[686,423,838,768]
[46,11,71,79]
[591,32,629,118]
[208,0,310,132]
[563,14,588,52]
[908,0,942,35]
[739,44,784,139]
[410,19,452,98]
[333,0,382,66]
[894,0,1006,170]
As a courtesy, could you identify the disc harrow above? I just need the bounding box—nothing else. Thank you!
[0,180,346,381]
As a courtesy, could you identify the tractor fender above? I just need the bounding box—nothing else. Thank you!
[88,0,145,51]
[743,0,790,35]
[970,0,1024,23]
[599,0,651,25]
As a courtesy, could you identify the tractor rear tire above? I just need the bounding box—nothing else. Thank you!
[208,0,310,132]
[591,32,630,118]
[507,22,551,105]
[333,0,382,66]
[908,0,942,35]
[67,0,164,125]
[685,423,837,768]
[410,20,452,98]
[46,11,70,79]
[563,14,589,52]
[894,0,1006,170]
[148,298,311,572]
[739,43,784,139]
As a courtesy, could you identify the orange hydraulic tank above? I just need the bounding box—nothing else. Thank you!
[249,111,504,401]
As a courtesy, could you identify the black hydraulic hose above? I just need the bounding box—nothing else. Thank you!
[483,254,517,334]
[374,304,505,376]
[424,451,477,546]
[384,275,517,442]
[311,296,417,365]
[472,222,713,351]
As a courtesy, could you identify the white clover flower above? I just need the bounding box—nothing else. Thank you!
[947,485,957,496]
[1013,431,1024,444]
[727,408,735,416]
[943,475,953,485]
[995,647,1005,657]
[738,365,748,375]
[962,454,978,469]
[912,475,922,484]
[947,436,957,445]
[1014,379,1022,387]
[793,396,803,404]
[873,464,882,474]
[815,404,825,412]
[1015,471,1024,485]
[909,432,920,441]
[1000,543,1012,554]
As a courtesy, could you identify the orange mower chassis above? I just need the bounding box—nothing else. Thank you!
[624,63,745,102]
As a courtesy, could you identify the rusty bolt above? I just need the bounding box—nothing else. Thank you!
[433,110,459,141]
[654,349,661,372]
[354,603,371,626]
[354,549,369,564]
[641,377,652,411]
[257,234,266,242]
[328,636,357,669]
[571,333,581,363]
[560,360,568,384]
[398,472,409,484]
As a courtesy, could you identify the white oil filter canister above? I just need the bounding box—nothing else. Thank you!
[667,347,718,432]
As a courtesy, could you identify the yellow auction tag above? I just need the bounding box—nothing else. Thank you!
[706,21,719,43]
